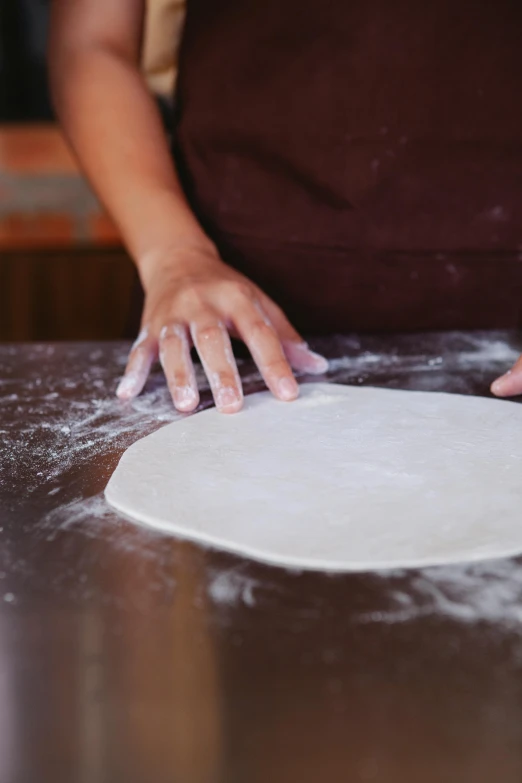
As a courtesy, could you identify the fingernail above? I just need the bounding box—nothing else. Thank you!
[116,373,140,400]
[217,387,241,411]
[278,377,299,401]
[174,386,198,411]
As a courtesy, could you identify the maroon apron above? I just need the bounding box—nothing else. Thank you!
[169,0,522,334]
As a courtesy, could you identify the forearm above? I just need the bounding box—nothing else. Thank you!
[49,44,215,286]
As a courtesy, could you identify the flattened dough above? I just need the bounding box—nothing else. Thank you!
[105,383,522,572]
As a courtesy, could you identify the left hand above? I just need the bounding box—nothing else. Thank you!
[491,357,522,397]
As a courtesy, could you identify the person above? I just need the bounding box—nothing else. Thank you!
[49,0,522,414]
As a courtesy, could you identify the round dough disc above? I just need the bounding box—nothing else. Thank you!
[105,383,522,572]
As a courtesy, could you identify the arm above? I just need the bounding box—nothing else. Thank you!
[49,0,208,266]
[49,0,327,412]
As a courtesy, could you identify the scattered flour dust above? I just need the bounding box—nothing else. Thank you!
[3,335,522,627]
[2,344,198,496]
[363,560,522,627]
[207,569,258,608]
[326,335,520,378]
[205,560,522,628]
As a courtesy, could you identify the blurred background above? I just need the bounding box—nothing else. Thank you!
[0,0,141,342]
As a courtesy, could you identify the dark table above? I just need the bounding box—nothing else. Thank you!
[2,332,522,783]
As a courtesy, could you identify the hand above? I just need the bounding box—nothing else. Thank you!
[117,246,328,413]
[491,356,522,397]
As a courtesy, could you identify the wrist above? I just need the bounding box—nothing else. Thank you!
[120,186,217,287]
[137,239,219,292]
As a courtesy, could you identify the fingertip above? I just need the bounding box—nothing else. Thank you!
[277,377,300,401]
[305,354,330,375]
[490,370,518,397]
[491,380,512,397]
[283,341,329,374]
[490,379,504,396]
[216,387,243,414]
[119,340,156,401]
[173,386,200,413]
[220,401,244,414]
[116,373,141,400]
[175,402,199,413]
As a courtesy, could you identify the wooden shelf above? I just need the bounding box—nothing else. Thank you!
[0,248,137,341]
[0,124,120,249]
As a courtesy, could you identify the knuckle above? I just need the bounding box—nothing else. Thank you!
[159,323,185,343]
[260,296,279,317]
[248,317,276,342]
[262,357,291,376]
[181,284,207,311]
[216,372,239,390]
[170,371,190,389]
[230,281,255,301]
[195,322,225,344]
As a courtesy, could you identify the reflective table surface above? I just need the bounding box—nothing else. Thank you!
[2,331,522,783]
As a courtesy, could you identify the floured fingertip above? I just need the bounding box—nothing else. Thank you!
[216,387,243,413]
[116,372,144,400]
[277,377,300,401]
[304,351,330,374]
[174,385,199,412]
[491,376,514,397]
[284,341,329,374]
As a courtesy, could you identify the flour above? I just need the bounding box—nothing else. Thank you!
[327,335,519,375]
[2,332,519,504]
[323,333,520,395]
[362,560,522,627]
[207,569,258,607]
[2,344,182,496]
[3,333,522,629]
[203,557,522,627]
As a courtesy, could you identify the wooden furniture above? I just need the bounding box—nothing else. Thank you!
[0,124,120,247]
[0,124,136,341]
[3,333,522,783]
